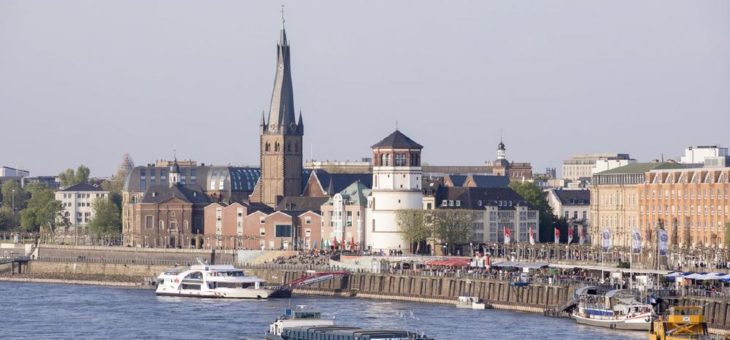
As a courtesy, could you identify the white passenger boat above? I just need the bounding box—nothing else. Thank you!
[456,296,487,310]
[265,306,335,339]
[155,261,287,299]
[571,289,654,331]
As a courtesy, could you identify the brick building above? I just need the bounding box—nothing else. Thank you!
[638,166,730,248]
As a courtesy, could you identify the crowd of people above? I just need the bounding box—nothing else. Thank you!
[267,250,332,267]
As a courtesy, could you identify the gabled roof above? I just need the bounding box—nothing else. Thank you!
[141,184,210,205]
[371,130,423,149]
[308,170,372,194]
[552,189,590,206]
[468,175,510,188]
[59,183,106,192]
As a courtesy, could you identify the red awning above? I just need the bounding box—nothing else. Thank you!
[426,258,471,267]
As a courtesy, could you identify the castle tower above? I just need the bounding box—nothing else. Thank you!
[366,130,423,251]
[253,13,304,207]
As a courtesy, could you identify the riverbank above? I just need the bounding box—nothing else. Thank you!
[0,272,154,289]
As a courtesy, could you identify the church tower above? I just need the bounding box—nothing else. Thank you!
[253,12,304,207]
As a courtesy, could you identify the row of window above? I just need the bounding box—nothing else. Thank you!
[61,193,105,199]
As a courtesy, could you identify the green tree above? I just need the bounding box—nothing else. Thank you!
[432,209,474,255]
[20,187,61,232]
[58,165,91,188]
[0,207,18,231]
[397,209,430,254]
[509,181,556,243]
[1,180,27,211]
[88,198,121,235]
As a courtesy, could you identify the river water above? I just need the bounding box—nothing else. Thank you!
[2,282,643,339]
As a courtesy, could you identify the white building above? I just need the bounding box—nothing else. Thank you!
[366,130,423,251]
[427,186,539,244]
[55,183,109,227]
[680,145,728,164]
[545,188,590,222]
[0,166,29,178]
[562,153,635,182]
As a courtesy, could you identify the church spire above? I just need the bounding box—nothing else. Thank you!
[266,5,297,135]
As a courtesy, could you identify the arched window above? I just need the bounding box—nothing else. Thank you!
[184,220,189,232]
[159,220,165,230]
[265,142,270,152]
[275,142,280,152]
[381,153,390,166]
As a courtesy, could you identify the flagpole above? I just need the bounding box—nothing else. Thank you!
[629,229,633,290]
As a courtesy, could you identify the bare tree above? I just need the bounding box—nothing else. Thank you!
[396,209,429,254]
[432,209,474,255]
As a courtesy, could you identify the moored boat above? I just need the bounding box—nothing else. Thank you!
[572,289,654,331]
[456,296,488,310]
[155,261,287,299]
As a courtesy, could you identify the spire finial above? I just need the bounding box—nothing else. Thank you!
[281,4,285,29]
[395,120,399,131]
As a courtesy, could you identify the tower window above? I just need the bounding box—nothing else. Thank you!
[395,153,407,166]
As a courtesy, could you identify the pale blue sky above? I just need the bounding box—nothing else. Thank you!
[1,1,729,177]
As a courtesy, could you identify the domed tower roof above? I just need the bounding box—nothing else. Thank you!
[497,140,506,151]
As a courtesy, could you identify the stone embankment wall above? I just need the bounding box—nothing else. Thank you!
[29,261,168,278]
[245,269,573,312]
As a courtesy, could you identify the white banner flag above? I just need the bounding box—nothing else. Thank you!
[631,228,642,254]
[658,229,669,256]
[601,229,612,250]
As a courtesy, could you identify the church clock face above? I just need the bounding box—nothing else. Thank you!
[269,124,276,131]
[289,122,297,131]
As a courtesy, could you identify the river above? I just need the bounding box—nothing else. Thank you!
[2,281,643,339]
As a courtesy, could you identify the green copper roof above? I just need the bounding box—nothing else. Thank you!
[596,162,695,175]
[325,180,371,206]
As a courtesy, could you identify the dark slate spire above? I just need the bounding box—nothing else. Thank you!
[297,109,304,134]
[260,110,267,133]
[266,6,298,135]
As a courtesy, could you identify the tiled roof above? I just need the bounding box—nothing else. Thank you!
[470,175,510,188]
[371,130,423,149]
[552,189,590,206]
[310,170,372,194]
[434,187,534,210]
[141,184,210,205]
[59,183,106,192]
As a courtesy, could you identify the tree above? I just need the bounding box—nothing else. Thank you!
[103,153,134,194]
[58,165,90,188]
[0,207,17,231]
[509,181,556,243]
[20,187,61,232]
[397,209,430,254]
[1,180,27,211]
[88,197,121,235]
[432,209,474,255]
